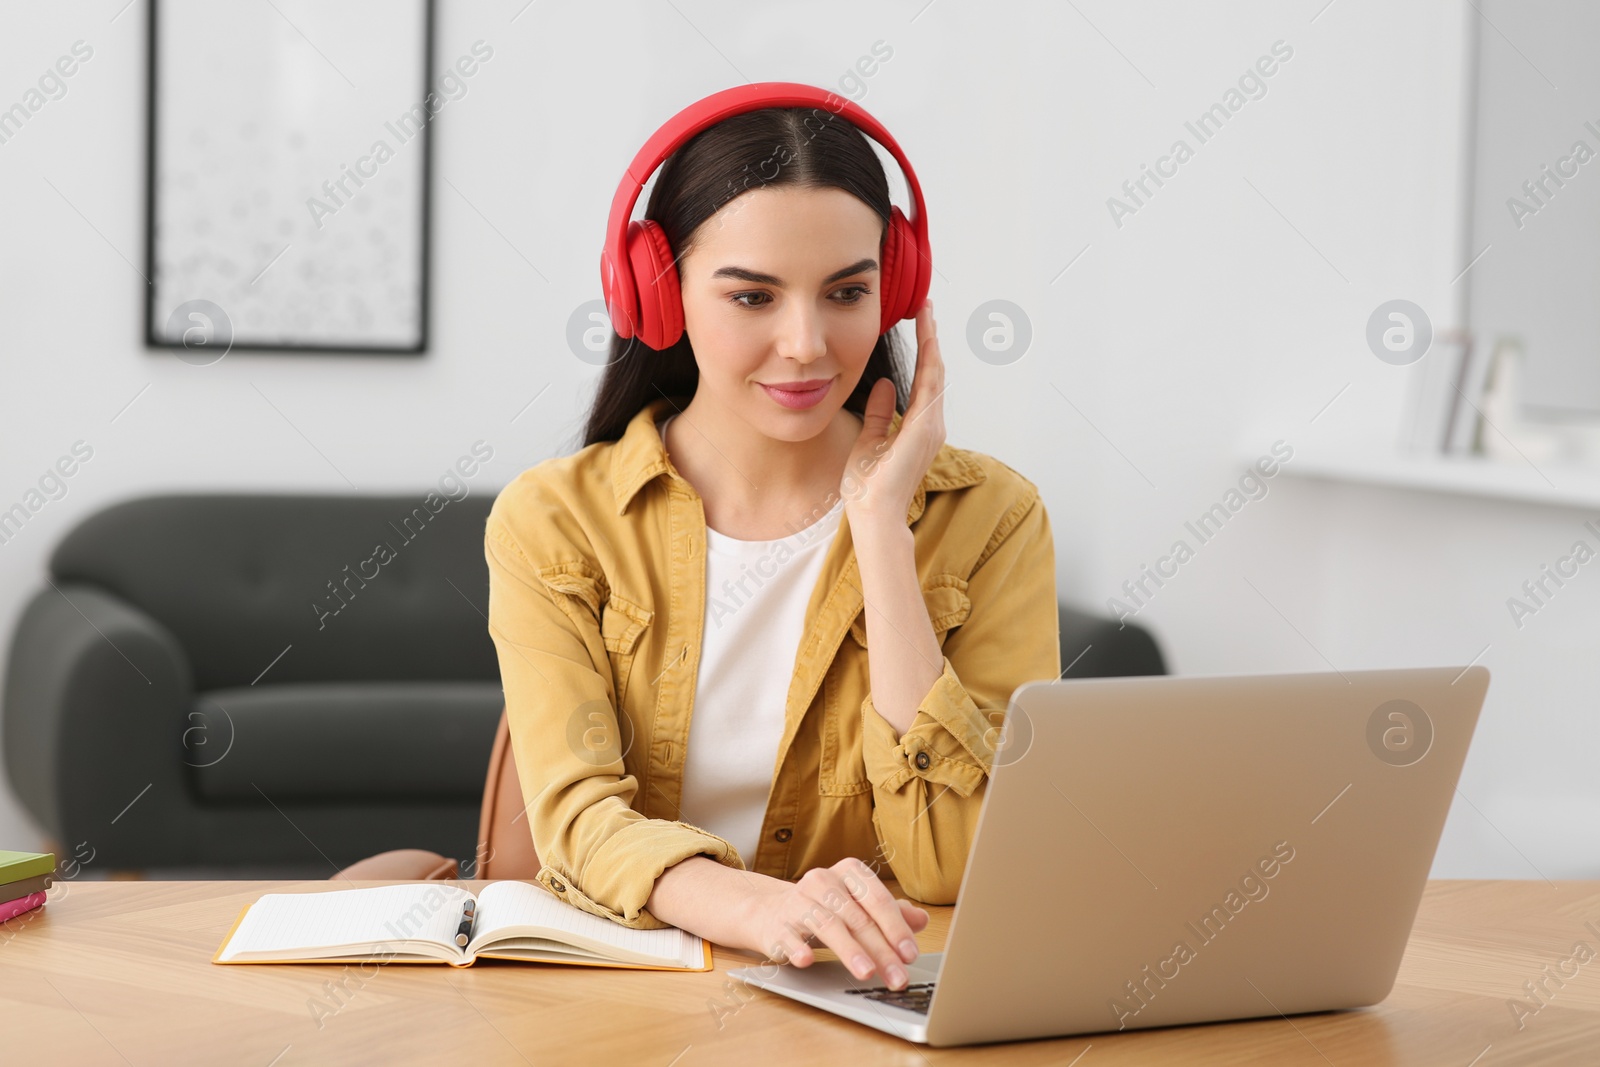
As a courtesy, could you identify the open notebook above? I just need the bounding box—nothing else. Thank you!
[212,881,711,971]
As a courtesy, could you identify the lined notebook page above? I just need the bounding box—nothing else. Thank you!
[475,880,702,967]
[220,884,473,960]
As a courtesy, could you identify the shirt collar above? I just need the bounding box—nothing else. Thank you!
[611,395,986,524]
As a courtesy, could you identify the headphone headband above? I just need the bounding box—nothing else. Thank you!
[601,81,930,344]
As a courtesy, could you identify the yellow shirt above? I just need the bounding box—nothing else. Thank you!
[484,395,1061,929]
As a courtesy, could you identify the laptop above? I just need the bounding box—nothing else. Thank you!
[730,665,1490,1046]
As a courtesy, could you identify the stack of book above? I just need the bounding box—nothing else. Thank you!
[1402,328,1484,455]
[0,850,56,923]
[1403,331,1584,466]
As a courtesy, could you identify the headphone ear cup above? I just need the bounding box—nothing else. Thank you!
[600,246,633,340]
[878,207,915,334]
[625,219,683,350]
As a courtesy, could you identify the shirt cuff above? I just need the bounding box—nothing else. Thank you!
[534,818,745,930]
[860,656,993,798]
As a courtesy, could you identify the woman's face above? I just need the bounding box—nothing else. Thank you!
[677,184,884,441]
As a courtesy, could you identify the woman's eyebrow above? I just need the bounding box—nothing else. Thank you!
[710,258,878,286]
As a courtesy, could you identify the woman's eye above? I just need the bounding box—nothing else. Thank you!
[728,287,873,310]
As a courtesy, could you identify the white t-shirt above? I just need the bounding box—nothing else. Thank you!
[658,412,845,865]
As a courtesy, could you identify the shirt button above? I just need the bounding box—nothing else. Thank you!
[549,878,566,892]
[914,751,931,770]
[774,828,792,843]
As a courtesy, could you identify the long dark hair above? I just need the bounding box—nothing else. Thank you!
[577,106,912,450]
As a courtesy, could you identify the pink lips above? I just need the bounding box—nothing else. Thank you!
[760,378,833,410]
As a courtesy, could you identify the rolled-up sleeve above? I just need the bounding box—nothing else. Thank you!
[859,486,1061,903]
[484,501,741,930]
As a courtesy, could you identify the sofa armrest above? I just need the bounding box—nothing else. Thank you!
[2,583,192,848]
[332,849,459,881]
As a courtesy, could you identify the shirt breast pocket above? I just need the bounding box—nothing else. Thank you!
[824,574,972,796]
[600,592,654,709]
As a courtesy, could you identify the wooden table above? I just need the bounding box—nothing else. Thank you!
[2,879,1598,1064]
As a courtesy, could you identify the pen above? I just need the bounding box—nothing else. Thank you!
[454,899,475,948]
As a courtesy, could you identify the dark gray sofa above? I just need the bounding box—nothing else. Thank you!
[2,492,1165,875]
[2,492,505,872]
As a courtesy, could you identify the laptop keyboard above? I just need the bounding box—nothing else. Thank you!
[845,981,936,1014]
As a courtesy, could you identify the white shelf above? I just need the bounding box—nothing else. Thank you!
[1272,449,1600,511]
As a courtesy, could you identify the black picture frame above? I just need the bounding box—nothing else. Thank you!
[144,0,434,356]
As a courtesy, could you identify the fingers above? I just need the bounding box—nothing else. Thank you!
[839,859,921,966]
[915,300,940,370]
[783,864,916,990]
[789,869,895,987]
[762,864,934,991]
[860,375,896,435]
[897,898,931,933]
[915,298,936,352]
[907,300,945,429]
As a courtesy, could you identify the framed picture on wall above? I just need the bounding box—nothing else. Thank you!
[145,0,434,356]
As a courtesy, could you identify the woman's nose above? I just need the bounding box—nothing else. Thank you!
[774,303,827,363]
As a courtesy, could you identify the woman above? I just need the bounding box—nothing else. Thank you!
[484,88,1060,993]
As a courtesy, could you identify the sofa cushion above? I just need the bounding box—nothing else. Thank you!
[186,682,505,803]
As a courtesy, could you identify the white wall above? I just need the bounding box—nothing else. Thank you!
[1,0,1592,878]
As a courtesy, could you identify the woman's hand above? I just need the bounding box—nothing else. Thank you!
[842,299,946,524]
[738,858,930,989]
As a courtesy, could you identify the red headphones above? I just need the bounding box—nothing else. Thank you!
[600,81,932,351]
